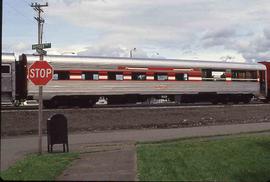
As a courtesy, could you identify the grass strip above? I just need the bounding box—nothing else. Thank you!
[0,152,79,181]
[137,134,270,182]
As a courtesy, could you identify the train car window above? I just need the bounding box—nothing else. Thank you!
[202,69,213,78]
[175,73,188,81]
[82,71,99,80]
[132,72,146,80]
[155,73,168,81]
[93,73,99,80]
[212,71,226,81]
[108,72,123,80]
[246,71,257,79]
[54,71,70,80]
[1,65,10,73]
[232,70,244,79]
[116,74,123,80]
[202,69,226,81]
[53,74,59,80]
[232,70,257,80]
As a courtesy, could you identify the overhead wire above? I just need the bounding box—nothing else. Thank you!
[21,0,32,6]
[5,0,51,47]
[4,1,36,25]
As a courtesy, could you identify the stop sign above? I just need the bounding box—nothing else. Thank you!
[28,61,53,85]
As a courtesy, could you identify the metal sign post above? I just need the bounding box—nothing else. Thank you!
[31,2,49,155]
[38,86,43,154]
[28,60,53,154]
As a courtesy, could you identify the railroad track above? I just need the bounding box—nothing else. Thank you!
[2,101,270,137]
[1,101,268,111]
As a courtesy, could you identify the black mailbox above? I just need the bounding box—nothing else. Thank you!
[47,114,69,153]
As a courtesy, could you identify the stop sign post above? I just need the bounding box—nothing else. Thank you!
[28,60,53,155]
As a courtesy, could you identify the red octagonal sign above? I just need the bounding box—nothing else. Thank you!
[28,61,54,85]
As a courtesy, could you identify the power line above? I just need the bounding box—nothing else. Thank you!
[31,2,48,45]
[21,0,32,6]
[5,1,35,24]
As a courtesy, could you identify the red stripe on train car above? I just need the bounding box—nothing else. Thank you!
[118,66,126,69]
[148,67,174,71]
[123,71,132,75]
[226,73,232,77]
[99,71,108,75]
[187,71,202,77]
[70,70,82,74]
[168,72,175,76]
[146,72,155,75]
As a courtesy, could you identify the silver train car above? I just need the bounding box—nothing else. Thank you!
[1,53,16,105]
[1,53,269,107]
[17,54,269,107]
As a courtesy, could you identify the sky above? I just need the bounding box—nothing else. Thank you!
[2,0,270,62]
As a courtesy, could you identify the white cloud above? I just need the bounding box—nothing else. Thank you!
[42,0,270,61]
[3,42,32,55]
[77,44,166,59]
[202,28,270,62]
[4,0,270,61]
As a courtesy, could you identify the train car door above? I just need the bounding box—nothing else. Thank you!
[259,70,266,94]
[16,54,28,101]
[259,61,270,99]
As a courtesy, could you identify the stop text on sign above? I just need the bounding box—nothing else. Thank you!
[29,68,52,78]
[28,61,53,85]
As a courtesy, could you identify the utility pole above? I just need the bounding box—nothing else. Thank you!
[130,48,136,58]
[31,2,48,155]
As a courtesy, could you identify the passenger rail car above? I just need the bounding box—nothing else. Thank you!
[1,53,270,107]
[1,53,16,105]
[21,54,270,107]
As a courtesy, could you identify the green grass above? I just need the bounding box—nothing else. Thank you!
[137,134,270,181]
[0,152,79,181]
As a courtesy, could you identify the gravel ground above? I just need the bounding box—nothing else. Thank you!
[1,104,270,136]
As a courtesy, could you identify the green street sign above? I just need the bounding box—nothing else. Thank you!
[32,44,42,50]
[36,48,47,55]
[32,43,51,50]
[43,43,51,49]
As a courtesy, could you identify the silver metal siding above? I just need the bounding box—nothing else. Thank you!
[28,81,261,100]
[25,54,266,71]
[24,54,265,100]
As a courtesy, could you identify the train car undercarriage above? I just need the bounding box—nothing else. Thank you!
[39,93,261,108]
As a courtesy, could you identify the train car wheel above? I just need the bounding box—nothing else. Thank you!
[53,99,59,108]
[221,101,228,104]
[43,100,56,108]
[43,101,49,108]
[211,100,218,105]
[220,97,228,104]
[80,99,95,108]
[14,100,21,107]
[243,99,250,104]
[174,95,182,104]
[233,101,239,104]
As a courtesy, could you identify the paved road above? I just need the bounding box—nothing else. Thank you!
[2,122,270,172]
